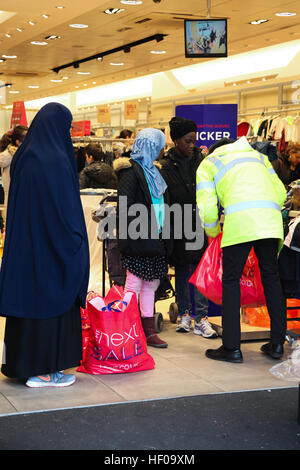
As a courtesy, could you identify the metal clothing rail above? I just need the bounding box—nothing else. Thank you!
[239,106,300,118]
[72,137,129,143]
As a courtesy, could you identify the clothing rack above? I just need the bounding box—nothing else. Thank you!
[239,106,300,118]
[72,137,132,153]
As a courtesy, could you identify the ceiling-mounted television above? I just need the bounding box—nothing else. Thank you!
[184,19,227,58]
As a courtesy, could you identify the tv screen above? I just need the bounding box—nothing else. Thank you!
[184,19,227,58]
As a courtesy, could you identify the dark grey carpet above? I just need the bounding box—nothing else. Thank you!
[0,388,300,450]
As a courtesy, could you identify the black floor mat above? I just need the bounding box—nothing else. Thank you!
[0,388,300,450]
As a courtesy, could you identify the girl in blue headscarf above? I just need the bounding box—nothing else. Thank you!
[0,103,90,387]
[113,128,170,349]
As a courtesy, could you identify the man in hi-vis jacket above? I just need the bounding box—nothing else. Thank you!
[196,137,287,363]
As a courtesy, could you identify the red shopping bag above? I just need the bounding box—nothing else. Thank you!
[77,288,155,375]
[189,233,266,308]
[80,291,100,362]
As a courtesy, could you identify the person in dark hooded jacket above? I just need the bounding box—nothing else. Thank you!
[79,143,117,189]
[160,117,217,339]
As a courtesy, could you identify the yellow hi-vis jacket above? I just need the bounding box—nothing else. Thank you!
[196,137,287,248]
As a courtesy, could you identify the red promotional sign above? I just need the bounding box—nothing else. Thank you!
[10,101,28,127]
[71,120,91,137]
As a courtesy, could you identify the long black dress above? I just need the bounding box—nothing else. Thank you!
[0,103,90,380]
[2,300,82,379]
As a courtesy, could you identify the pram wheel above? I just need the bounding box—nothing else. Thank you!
[169,302,178,323]
[154,312,163,333]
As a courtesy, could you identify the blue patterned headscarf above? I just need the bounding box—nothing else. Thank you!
[130,128,167,198]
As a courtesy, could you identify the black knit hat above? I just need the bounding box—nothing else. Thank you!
[169,116,197,141]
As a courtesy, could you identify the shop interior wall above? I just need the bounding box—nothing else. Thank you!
[2,81,300,137]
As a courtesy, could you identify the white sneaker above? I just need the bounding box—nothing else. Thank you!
[176,313,191,333]
[26,371,76,388]
[194,317,218,338]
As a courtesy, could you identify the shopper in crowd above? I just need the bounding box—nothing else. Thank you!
[272,143,300,186]
[160,116,217,338]
[113,128,170,348]
[113,141,126,159]
[79,143,117,189]
[196,136,287,363]
[0,102,90,387]
[0,125,28,212]
[117,129,134,156]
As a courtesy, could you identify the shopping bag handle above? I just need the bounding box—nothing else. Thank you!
[103,300,128,312]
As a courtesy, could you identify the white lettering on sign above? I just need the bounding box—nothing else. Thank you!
[95,323,139,347]
[197,131,231,141]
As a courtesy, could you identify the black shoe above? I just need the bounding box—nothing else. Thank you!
[205,345,243,363]
[261,342,284,359]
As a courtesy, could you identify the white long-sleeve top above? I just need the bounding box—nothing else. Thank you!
[0,145,17,205]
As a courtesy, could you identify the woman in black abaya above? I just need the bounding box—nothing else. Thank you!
[0,103,90,387]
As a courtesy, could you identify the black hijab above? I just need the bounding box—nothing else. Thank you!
[0,102,90,319]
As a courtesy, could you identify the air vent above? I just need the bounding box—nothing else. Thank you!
[14,72,39,77]
[135,17,152,24]
[116,26,132,32]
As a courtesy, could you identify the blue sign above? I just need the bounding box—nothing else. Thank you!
[176,104,238,154]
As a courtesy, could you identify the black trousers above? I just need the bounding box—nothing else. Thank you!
[222,238,287,350]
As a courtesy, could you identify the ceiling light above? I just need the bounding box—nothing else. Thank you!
[62,76,69,80]
[50,79,63,82]
[250,19,268,24]
[97,56,103,61]
[42,14,49,19]
[83,84,87,86]
[16,27,23,32]
[9,91,19,94]
[2,54,17,59]
[150,50,166,54]
[172,42,300,89]
[0,59,5,63]
[28,21,35,26]
[28,85,40,88]
[104,8,125,14]
[77,71,91,75]
[31,41,48,45]
[56,5,65,9]
[92,81,96,84]
[75,85,79,88]
[275,12,296,16]
[120,0,142,4]
[69,24,88,28]
[110,62,124,66]
[5,33,11,38]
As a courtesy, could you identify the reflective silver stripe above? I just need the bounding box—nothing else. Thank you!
[204,220,219,228]
[269,168,275,175]
[225,200,281,216]
[213,157,265,184]
[207,156,224,171]
[196,181,215,191]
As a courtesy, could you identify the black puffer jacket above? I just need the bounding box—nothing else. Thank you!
[79,161,117,189]
[113,157,172,258]
[160,146,208,266]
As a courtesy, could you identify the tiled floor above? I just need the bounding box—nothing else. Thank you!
[0,297,296,417]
